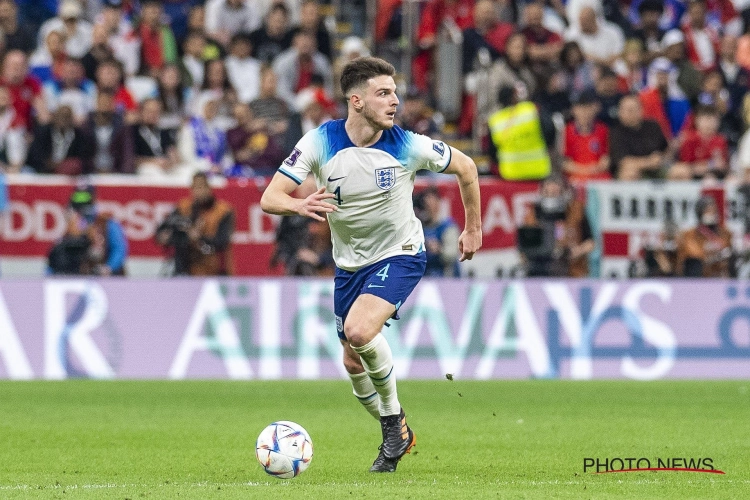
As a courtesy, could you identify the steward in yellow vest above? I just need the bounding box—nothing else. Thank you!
[488,100,551,180]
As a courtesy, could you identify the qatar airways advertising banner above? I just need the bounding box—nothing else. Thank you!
[0,175,538,276]
[0,278,748,380]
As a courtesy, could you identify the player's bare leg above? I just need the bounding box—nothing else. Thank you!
[345,294,416,472]
[341,340,381,420]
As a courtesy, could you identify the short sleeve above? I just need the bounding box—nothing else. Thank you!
[405,130,452,173]
[277,129,323,184]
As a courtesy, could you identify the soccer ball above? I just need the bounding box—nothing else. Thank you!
[255,421,313,479]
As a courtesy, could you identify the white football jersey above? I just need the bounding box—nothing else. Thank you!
[278,119,452,271]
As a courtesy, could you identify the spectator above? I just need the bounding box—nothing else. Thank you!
[95,58,137,121]
[483,32,537,128]
[0,85,28,173]
[676,195,733,277]
[292,85,334,135]
[718,35,750,116]
[197,59,237,130]
[632,0,666,61]
[616,39,647,92]
[137,0,178,77]
[522,2,564,68]
[156,172,235,276]
[716,34,749,145]
[1,50,48,130]
[161,0,205,49]
[662,29,702,101]
[565,6,625,67]
[82,90,134,174]
[461,0,511,74]
[563,89,611,182]
[38,0,93,59]
[185,4,225,61]
[629,0,685,32]
[43,58,97,125]
[225,34,262,104]
[249,66,290,139]
[413,0,475,91]
[536,64,572,116]
[594,65,625,127]
[290,0,332,61]
[518,176,594,277]
[204,0,262,49]
[28,105,90,175]
[0,0,37,54]
[48,184,128,276]
[178,91,230,176]
[29,29,67,84]
[639,57,690,141]
[559,41,596,96]
[273,30,333,111]
[132,98,181,178]
[81,23,115,82]
[683,0,720,72]
[226,102,285,178]
[156,63,188,135]
[398,87,441,138]
[249,3,293,65]
[96,0,140,76]
[696,69,730,121]
[609,94,668,180]
[487,85,552,180]
[414,187,460,277]
[181,30,207,88]
[670,105,729,180]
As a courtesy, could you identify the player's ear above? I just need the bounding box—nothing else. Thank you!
[349,92,363,112]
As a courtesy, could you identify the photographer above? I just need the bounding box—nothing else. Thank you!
[517,176,594,277]
[156,172,235,276]
[676,195,733,278]
[48,184,128,276]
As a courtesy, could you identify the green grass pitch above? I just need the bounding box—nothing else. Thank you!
[0,380,748,499]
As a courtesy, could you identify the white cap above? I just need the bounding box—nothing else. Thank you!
[650,56,673,73]
[59,0,83,19]
[661,30,685,49]
[341,37,370,58]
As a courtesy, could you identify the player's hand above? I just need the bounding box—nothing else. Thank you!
[458,228,482,262]
[296,187,337,222]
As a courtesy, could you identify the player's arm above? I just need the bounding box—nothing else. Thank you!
[442,147,482,261]
[260,173,336,222]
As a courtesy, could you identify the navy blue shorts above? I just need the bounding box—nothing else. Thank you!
[334,253,426,341]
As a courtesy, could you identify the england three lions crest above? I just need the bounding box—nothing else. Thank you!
[375,167,396,190]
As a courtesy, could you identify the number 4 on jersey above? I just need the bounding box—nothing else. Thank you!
[333,186,343,206]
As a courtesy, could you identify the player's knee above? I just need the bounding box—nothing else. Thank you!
[344,322,374,348]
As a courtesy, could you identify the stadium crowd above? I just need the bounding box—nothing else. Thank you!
[0,0,749,279]
[2,0,750,182]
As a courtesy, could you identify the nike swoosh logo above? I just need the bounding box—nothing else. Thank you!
[327,175,346,182]
[367,284,385,288]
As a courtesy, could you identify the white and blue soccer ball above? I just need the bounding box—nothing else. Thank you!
[255,421,313,479]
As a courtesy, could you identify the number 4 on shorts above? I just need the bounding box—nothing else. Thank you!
[376,263,390,281]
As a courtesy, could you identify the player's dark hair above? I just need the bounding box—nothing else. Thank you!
[340,57,395,97]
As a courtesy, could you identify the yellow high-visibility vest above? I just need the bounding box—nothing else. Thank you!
[488,101,551,180]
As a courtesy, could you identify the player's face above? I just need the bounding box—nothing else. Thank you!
[361,75,399,130]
